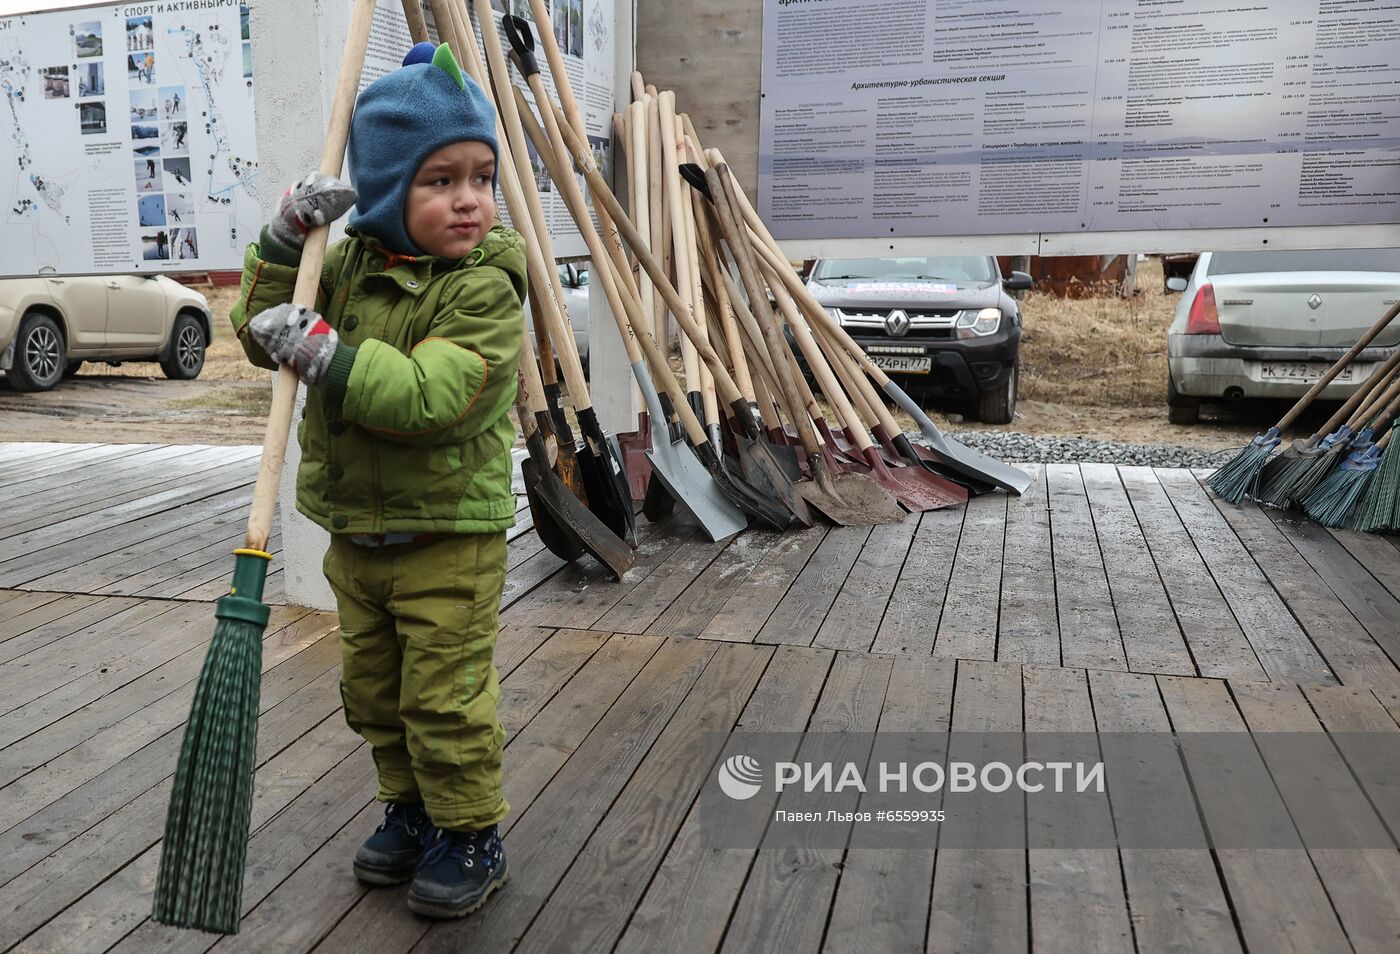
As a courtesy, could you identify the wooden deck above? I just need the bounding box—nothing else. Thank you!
[2,441,1399,953]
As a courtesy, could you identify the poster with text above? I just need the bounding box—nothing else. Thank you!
[1,1,259,277]
[759,0,1400,240]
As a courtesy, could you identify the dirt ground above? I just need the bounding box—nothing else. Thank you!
[0,264,1316,450]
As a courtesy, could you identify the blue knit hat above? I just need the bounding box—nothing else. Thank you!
[347,43,498,256]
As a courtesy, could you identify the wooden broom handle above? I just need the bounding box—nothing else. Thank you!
[1280,299,1400,430]
[246,0,376,551]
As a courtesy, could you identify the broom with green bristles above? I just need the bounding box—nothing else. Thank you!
[1258,359,1400,509]
[1209,300,1400,504]
[1355,423,1400,533]
[1303,429,1391,529]
[151,0,377,934]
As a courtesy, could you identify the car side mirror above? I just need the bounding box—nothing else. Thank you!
[1004,271,1033,291]
[1166,277,1189,293]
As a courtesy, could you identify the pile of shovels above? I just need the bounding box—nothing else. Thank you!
[1210,300,1400,532]
[419,0,1031,581]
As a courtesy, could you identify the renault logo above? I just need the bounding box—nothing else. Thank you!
[885,310,911,336]
[1308,294,1323,310]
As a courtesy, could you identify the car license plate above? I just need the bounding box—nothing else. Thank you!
[869,354,932,374]
[1260,362,1354,384]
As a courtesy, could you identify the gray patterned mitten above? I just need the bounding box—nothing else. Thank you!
[248,303,339,386]
[268,172,358,249]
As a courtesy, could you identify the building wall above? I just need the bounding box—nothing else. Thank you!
[635,0,763,200]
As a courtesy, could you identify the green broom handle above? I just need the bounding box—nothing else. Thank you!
[245,0,378,552]
[1278,299,1400,431]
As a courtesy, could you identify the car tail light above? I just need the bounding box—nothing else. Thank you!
[1186,284,1221,335]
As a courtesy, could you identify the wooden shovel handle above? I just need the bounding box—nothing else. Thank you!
[1315,347,1400,438]
[245,0,376,551]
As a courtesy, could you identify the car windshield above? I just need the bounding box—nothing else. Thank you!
[1209,248,1400,275]
[812,256,996,284]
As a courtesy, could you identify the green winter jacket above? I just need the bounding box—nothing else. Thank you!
[230,225,525,535]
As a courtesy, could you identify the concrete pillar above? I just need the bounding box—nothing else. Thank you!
[589,0,641,436]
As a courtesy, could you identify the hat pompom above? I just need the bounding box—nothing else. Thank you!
[402,41,436,66]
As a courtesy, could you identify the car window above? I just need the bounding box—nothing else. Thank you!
[1209,248,1400,275]
[812,256,996,283]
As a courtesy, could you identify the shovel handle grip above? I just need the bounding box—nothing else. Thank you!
[246,0,375,552]
[502,14,539,77]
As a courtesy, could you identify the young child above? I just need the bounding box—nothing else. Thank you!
[230,42,524,919]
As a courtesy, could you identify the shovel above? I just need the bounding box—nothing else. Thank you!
[502,35,766,537]
[695,159,908,526]
[718,156,1032,496]
[525,280,589,509]
[468,0,637,547]
[516,63,809,529]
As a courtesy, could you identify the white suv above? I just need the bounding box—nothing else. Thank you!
[0,274,213,391]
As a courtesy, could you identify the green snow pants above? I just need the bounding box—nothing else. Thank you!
[324,531,509,831]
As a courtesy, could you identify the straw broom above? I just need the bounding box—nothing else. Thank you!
[151,0,376,933]
[1354,424,1400,533]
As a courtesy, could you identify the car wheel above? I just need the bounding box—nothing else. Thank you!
[160,314,206,380]
[976,362,1018,425]
[63,359,84,378]
[1167,375,1199,425]
[8,313,66,392]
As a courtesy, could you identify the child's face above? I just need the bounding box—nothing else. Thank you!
[404,141,497,259]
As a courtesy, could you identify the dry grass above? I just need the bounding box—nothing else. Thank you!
[177,261,1177,413]
[1016,257,1173,408]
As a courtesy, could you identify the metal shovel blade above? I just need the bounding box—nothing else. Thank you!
[798,455,906,526]
[884,381,1031,495]
[632,362,748,541]
[861,446,968,513]
[576,409,639,547]
[737,433,815,528]
[523,431,634,580]
[521,452,583,561]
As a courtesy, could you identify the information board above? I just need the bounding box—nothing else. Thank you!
[759,0,1400,241]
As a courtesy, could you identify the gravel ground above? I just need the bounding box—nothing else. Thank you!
[916,429,1236,469]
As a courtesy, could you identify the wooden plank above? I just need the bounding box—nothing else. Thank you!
[1022,666,1133,954]
[1328,526,1400,602]
[1,444,183,503]
[1156,675,1351,953]
[934,491,1007,661]
[996,463,1059,664]
[0,447,257,541]
[511,643,774,954]
[813,514,918,652]
[1155,469,1334,684]
[0,613,339,881]
[823,655,954,954]
[645,528,783,639]
[124,531,278,599]
[241,636,716,954]
[0,443,124,485]
[1304,685,1400,834]
[500,516,675,631]
[0,482,255,589]
[1232,681,1400,954]
[505,526,546,570]
[594,529,733,635]
[871,506,963,656]
[0,597,177,681]
[0,442,95,466]
[499,545,567,612]
[700,524,827,642]
[927,659,1027,954]
[0,590,67,621]
[757,525,870,646]
[1080,463,1195,675]
[0,606,314,760]
[94,628,612,954]
[23,504,253,593]
[1118,467,1267,681]
[1213,499,1400,689]
[1044,464,1128,671]
[4,693,360,954]
[1264,507,1400,672]
[0,599,210,717]
[0,593,113,650]
[615,646,833,954]
[719,652,893,954]
[1087,668,1242,954]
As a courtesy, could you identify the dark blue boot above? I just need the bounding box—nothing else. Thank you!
[406,824,508,918]
[353,801,433,885]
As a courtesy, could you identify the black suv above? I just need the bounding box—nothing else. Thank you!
[803,256,1030,423]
